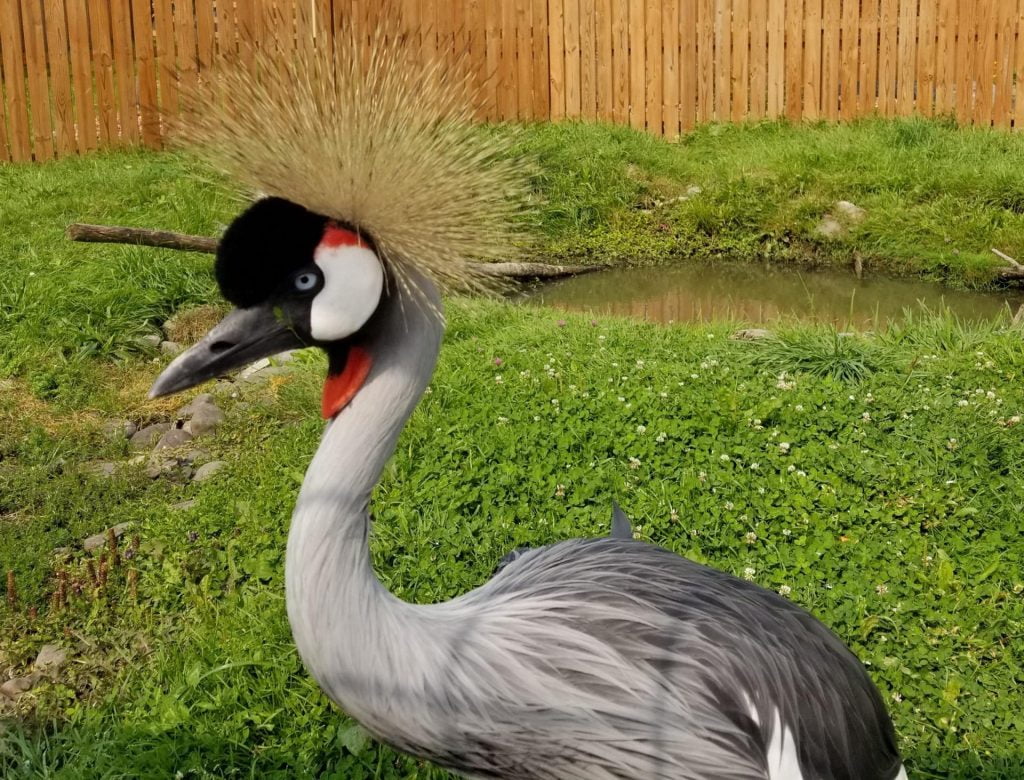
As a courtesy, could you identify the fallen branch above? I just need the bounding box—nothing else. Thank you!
[991,248,1024,281]
[66,223,218,253]
[65,223,604,281]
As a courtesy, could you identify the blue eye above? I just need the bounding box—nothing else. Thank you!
[294,271,320,292]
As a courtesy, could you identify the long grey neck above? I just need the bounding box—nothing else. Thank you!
[285,271,444,727]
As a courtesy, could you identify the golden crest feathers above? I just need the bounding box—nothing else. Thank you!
[177,8,533,297]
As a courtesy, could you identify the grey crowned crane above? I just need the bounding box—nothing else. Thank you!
[149,17,905,780]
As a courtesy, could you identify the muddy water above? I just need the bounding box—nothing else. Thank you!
[522,264,1024,328]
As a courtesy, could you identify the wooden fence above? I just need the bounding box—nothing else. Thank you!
[3,0,1024,163]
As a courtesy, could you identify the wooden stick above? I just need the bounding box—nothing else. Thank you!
[65,223,605,280]
[66,223,219,253]
[992,247,1024,269]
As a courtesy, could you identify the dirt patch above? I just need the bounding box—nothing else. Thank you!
[162,304,229,346]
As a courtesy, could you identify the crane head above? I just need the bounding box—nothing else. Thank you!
[149,197,385,419]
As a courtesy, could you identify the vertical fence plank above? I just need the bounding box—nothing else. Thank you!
[1014,0,1024,127]
[563,0,581,118]
[802,0,821,118]
[663,0,680,133]
[973,0,996,124]
[611,0,629,123]
[730,0,748,121]
[0,28,9,160]
[628,0,646,129]
[579,0,596,119]
[532,0,551,119]
[110,0,138,142]
[174,0,198,97]
[786,0,804,119]
[838,0,858,119]
[0,1,31,160]
[877,0,897,115]
[595,0,613,120]
[697,0,714,122]
[548,0,566,119]
[714,0,730,121]
[915,0,937,115]
[131,0,159,146]
[43,0,76,155]
[22,0,55,158]
[516,0,534,118]
[749,0,767,118]
[153,0,177,119]
[954,0,975,123]
[195,0,216,74]
[646,0,662,132]
[934,0,957,116]
[819,0,839,119]
[766,0,785,117]
[858,0,879,114]
[65,0,97,151]
[895,0,917,115]
[498,0,516,118]
[680,0,697,128]
[218,0,238,58]
[993,0,1016,126]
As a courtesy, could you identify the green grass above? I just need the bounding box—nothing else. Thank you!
[2,124,1024,778]
[517,117,1024,287]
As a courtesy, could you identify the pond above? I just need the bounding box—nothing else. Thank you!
[521,264,1024,328]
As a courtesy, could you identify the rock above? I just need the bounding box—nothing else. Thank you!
[835,200,866,223]
[134,334,162,349]
[159,340,183,357]
[34,645,67,674]
[181,448,211,465]
[731,328,775,341]
[0,673,42,700]
[169,499,198,512]
[145,457,193,481]
[177,393,215,417]
[154,428,193,450]
[815,215,844,239]
[86,461,118,478]
[100,418,137,440]
[272,350,297,364]
[239,366,291,385]
[192,460,227,482]
[83,522,132,552]
[130,423,171,450]
[239,358,271,380]
[184,403,224,436]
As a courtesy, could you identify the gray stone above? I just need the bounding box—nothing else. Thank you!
[169,499,198,512]
[835,200,866,223]
[83,522,132,552]
[181,448,211,465]
[34,645,67,673]
[731,328,775,341]
[239,358,271,380]
[0,674,42,700]
[100,418,137,440]
[272,350,297,364]
[160,340,184,356]
[185,404,224,436]
[177,393,215,418]
[86,461,118,478]
[146,457,193,481]
[192,460,227,482]
[135,334,162,349]
[154,428,193,450]
[239,366,290,385]
[815,215,844,239]
[130,423,171,450]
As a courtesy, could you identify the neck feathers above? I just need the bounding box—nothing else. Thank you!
[285,271,443,723]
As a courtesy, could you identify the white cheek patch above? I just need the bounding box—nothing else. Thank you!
[309,244,385,341]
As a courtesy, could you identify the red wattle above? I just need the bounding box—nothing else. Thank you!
[322,346,373,419]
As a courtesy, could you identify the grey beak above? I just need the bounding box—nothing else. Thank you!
[149,303,307,398]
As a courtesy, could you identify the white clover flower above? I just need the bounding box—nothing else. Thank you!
[720,454,731,462]
[656,432,666,443]
[744,531,757,544]
[787,464,797,473]
[782,528,791,537]
[987,391,996,400]
[876,584,889,595]
[957,399,970,407]
[555,484,566,498]
[669,509,679,522]
[494,375,503,384]
[891,692,902,703]
[660,391,668,398]
[778,585,792,596]
[1009,415,1022,425]
[750,462,760,470]
[724,501,735,511]
[637,424,647,434]
[533,415,541,422]
[862,412,871,421]
[779,442,791,453]
[618,396,626,402]
[743,567,756,580]
[636,359,645,367]
[796,470,807,477]
[551,398,559,405]
[795,404,804,412]
[628,457,642,469]
[497,416,509,424]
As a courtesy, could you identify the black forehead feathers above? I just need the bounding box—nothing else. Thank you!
[216,197,328,308]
